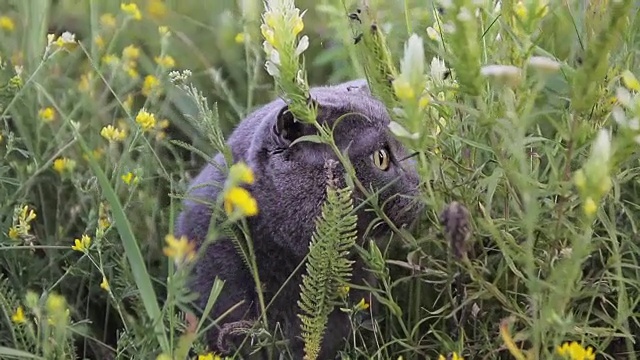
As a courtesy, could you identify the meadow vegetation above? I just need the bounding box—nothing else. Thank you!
[1,0,640,359]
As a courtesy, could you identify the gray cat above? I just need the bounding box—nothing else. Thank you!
[175,79,423,359]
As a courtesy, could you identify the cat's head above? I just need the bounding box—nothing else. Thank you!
[250,79,423,256]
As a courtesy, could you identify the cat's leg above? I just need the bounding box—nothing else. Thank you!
[191,237,260,356]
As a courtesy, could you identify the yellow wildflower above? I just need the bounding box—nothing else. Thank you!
[82,148,104,162]
[198,353,222,360]
[155,119,170,141]
[622,70,640,92]
[45,293,66,313]
[102,54,119,66]
[19,205,36,224]
[53,157,76,174]
[354,298,369,311]
[337,285,350,297]
[223,186,258,217]
[11,306,25,324]
[100,276,110,291]
[98,202,111,232]
[0,16,15,32]
[514,1,528,21]
[100,13,117,28]
[154,55,175,68]
[135,109,157,132]
[8,226,19,240]
[122,45,140,60]
[418,94,430,111]
[573,169,586,191]
[147,0,168,19]
[45,293,69,325]
[235,32,246,44]
[583,197,597,217]
[163,234,196,265]
[392,78,415,100]
[229,162,255,185]
[94,35,105,49]
[260,24,276,47]
[121,3,142,20]
[158,119,170,129]
[9,205,37,241]
[142,75,160,97]
[124,63,139,79]
[121,172,139,185]
[71,234,91,252]
[78,72,92,93]
[292,16,303,36]
[158,26,169,36]
[438,353,463,360]
[556,341,595,360]
[50,31,76,50]
[101,125,127,142]
[39,107,55,123]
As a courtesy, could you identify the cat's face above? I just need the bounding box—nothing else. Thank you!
[252,83,423,256]
[328,101,423,239]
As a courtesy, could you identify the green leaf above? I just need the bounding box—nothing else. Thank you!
[0,347,45,360]
[290,134,325,147]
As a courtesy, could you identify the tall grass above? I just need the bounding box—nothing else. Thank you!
[0,0,639,359]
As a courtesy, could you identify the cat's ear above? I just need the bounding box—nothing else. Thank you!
[272,102,318,145]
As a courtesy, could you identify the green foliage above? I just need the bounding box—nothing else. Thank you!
[297,167,358,360]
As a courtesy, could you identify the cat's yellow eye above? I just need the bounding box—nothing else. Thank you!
[372,148,390,171]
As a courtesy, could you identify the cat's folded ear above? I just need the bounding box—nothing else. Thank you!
[272,100,319,146]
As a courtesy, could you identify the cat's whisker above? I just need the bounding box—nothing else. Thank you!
[398,151,419,162]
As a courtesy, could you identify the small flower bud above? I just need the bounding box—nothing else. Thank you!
[527,56,561,74]
[622,70,640,92]
[481,64,522,88]
[583,197,597,217]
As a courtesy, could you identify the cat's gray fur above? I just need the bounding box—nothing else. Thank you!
[175,79,423,359]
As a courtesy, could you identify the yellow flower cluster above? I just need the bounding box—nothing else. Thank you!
[0,15,15,32]
[437,353,463,360]
[47,31,77,52]
[556,341,595,360]
[121,171,139,185]
[72,234,91,253]
[45,292,70,326]
[513,0,549,23]
[122,44,141,78]
[223,162,258,218]
[197,353,223,360]
[100,13,117,28]
[135,109,157,132]
[142,75,161,97]
[260,0,309,80]
[53,157,76,174]
[121,3,142,20]
[155,55,175,69]
[147,0,168,19]
[163,234,196,266]
[8,205,37,241]
[11,306,25,324]
[101,124,127,142]
[100,276,110,291]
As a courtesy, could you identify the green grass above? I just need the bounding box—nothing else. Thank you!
[1,0,640,359]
